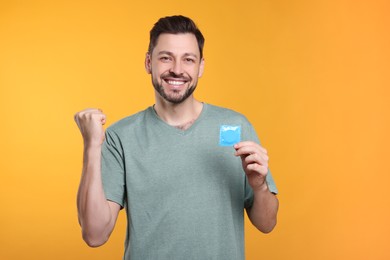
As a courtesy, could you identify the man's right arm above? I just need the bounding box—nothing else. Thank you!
[74,109,120,247]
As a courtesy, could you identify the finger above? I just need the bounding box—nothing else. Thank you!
[234,142,267,154]
[74,110,106,131]
[88,112,106,125]
[74,110,89,123]
[245,157,268,172]
[234,145,261,157]
[234,141,257,149]
[79,109,105,119]
[77,108,104,117]
[257,146,267,155]
[101,116,107,125]
[254,152,269,164]
[74,112,80,124]
[244,153,268,167]
[79,108,101,115]
[247,163,269,175]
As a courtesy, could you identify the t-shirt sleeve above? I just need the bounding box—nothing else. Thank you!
[242,118,278,209]
[101,128,126,208]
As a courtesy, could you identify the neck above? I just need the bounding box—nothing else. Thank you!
[154,95,203,129]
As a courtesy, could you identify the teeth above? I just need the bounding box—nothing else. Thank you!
[167,80,185,85]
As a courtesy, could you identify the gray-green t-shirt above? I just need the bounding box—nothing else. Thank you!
[101,103,277,260]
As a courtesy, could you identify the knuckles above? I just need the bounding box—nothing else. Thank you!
[247,164,268,174]
[243,152,269,164]
[74,109,105,124]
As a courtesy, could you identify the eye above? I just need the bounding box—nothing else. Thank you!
[184,58,195,64]
[159,56,172,62]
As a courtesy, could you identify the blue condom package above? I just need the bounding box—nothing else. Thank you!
[219,125,241,146]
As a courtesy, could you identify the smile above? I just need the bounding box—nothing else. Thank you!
[164,79,187,86]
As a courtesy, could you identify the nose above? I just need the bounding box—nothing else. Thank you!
[170,60,183,76]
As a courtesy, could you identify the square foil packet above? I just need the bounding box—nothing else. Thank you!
[219,125,241,146]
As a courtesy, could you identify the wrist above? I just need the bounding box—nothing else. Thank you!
[82,144,102,173]
[83,140,103,150]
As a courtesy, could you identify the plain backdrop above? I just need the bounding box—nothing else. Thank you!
[1,0,389,259]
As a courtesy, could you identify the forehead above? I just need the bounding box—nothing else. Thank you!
[153,33,200,57]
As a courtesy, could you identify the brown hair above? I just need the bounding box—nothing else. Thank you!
[148,15,205,59]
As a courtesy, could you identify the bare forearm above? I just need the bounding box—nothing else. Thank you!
[77,145,115,247]
[247,185,279,233]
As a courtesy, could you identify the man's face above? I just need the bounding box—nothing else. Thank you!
[145,33,204,104]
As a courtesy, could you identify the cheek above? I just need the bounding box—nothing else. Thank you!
[152,64,169,76]
[191,68,201,79]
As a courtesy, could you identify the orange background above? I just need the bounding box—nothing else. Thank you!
[1,0,389,259]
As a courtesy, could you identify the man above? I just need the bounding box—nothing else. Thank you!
[74,15,278,260]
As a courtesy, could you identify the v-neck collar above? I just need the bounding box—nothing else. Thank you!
[148,103,208,136]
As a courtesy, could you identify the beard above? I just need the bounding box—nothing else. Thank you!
[152,72,197,104]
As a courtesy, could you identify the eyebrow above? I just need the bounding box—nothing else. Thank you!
[157,51,198,59]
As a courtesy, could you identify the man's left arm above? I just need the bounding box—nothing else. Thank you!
[234,141,279,233]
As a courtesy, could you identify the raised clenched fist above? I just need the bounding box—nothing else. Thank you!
[74,108,107,147]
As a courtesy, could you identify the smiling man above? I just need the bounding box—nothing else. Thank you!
[148,33,203,105]
[74,15,278,260]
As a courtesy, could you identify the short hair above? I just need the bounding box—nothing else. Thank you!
[148,15,205,59]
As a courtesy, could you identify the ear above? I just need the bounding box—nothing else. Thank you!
[198,58,205,78]
[145,52,152,74]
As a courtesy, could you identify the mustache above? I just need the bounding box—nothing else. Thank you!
[161,71,191,81]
